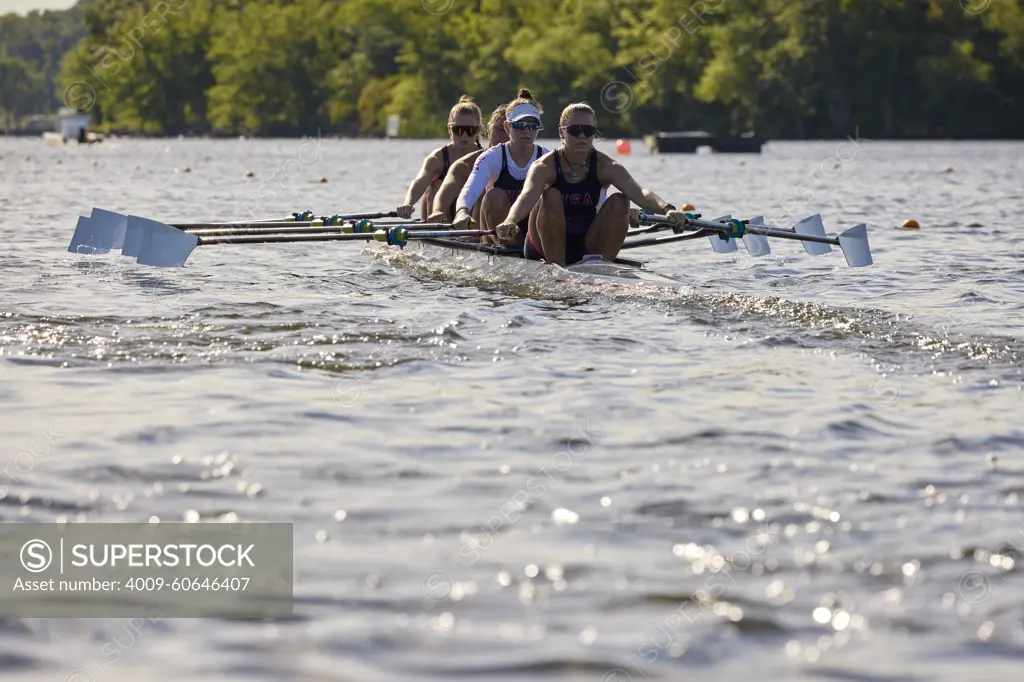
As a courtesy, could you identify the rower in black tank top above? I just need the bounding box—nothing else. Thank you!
[553,149,603,235]
[493,143,542,232]
[438,147,455,218]
[523,150,604,265]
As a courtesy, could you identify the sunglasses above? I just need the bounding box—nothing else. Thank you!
[449,125,480,137]
[561,124,597,138]
[509,120,542,132]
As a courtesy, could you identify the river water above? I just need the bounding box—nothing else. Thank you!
[1,135,1022,681]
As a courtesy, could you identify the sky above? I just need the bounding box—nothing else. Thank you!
[0,0,76,15]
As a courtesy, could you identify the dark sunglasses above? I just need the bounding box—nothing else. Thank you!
[561,124,597,138]
[449,125,480,137]
[509,120,542,132]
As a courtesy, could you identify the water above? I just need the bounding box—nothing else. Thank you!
[1,135,1022,681]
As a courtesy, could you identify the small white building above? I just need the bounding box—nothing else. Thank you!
[58,107,91,142]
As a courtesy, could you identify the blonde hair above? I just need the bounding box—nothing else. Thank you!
[487,103,508,134]
[507,88,543,116]
[559,102,596,126]
[448,95,482,123]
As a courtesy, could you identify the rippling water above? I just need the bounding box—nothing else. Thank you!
[1,135,1022,681]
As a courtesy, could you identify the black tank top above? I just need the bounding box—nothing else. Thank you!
[494,144,542,204]
[553,150,602,234]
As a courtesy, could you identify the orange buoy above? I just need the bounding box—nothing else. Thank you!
[616,139,631,155]
[900,219,920,229]
[682,203,695,211]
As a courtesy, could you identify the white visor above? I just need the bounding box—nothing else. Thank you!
[506,103,541,122]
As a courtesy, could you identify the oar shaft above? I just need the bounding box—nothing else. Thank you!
[187,221,444,237]
[643,213,841,247]
[189,223,339,234]
[170,211,399,230]
[621,229,714,250]
[172,218,295,229]
[744,227,837,246]
[195,229,490,246]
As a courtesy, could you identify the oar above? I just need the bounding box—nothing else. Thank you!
[119,215,405,258]
[67,209,399,253]
[170,211,398,230]
[641,212,872,267]
[637,212,772,256]
[68,209,317,254]
[186,220,422,238]
[134,219,488,267]
[621,229,716,250]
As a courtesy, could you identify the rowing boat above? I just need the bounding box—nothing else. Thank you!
[413,238,689,286]
[64,207,874,286]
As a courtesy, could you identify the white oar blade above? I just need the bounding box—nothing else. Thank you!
[136,219,200,267]
[91,208,129,250]
[794,215,832,255]
[121,216,155,258]
[742,216,771,257]
[838,224,872,267]
[67,216,105,254]
[707,215,738,253]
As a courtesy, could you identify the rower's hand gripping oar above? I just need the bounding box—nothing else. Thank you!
[638,211,872,267]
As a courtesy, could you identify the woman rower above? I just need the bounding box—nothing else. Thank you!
[452,89,549,244]
[396,95,483,219]
[495,102,683,265]
[428,103,510,223]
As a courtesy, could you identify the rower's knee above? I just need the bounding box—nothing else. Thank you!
[482,187,511,212]
[541,187,562,212]
[602,193,630,214]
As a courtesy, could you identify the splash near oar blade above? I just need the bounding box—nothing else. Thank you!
[67,208,128,254]
[67,215,101,254]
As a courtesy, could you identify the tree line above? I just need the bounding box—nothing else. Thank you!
[2,0,1022,139]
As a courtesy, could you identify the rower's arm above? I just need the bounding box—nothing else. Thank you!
[403,152,443,206]
[455,147,502,217]
[504,158,554,225]
[433,157,472,218]
[602,156,673,214]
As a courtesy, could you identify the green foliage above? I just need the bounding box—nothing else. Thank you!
[8,0,1024,137]
[0,2,89,116]
[0,56,45,129]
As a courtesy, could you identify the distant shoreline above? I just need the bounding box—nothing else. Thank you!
[4,130,1024,143]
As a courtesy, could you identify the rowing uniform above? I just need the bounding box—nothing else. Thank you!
[456,142,548,228]
[524,150,606,264]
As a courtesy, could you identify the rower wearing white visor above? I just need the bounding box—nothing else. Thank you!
[452,89,550,245]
